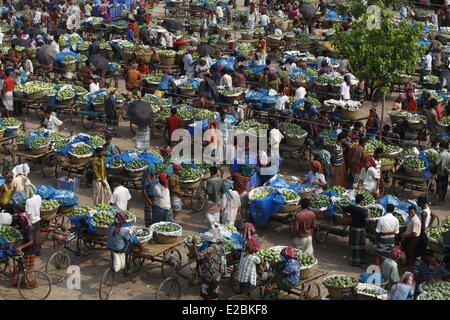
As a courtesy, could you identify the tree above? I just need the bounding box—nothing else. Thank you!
[335,0,406,19]
[332,10,426,130]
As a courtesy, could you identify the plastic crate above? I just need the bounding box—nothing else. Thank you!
[57,177,80,193]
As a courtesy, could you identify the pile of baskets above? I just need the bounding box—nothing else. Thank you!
[159,52,176,66]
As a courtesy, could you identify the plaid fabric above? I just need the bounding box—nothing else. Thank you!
[238,254,261,286]
[351,146,365,174]
[349,227,366,265]
[376,235,395,259]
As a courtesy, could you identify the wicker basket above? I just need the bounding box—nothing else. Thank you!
[27,91,45,100]
[125,167,146,178]
[160,55,176,66]
[170,1,183,7]
[58,205,75,215]
[69,155,92,165]
[154,232,179,244]
[179,178,202,189]
[285,134,307,147]
[93,103,105,112]
[191,24,201,32]
[278,21,288,32]
[279,203,300,213]
[300,261,317,280]
[406,121,424,131]
[30,145,50,155]
[341,109,363,121]
[323,275,358,300]
[299,190,314,199]
[357,278,389,290]
[61,62,77,71]
[92,225,109,236]
[267,38,281,46]
[110,166,125,175]
[179,88,197,96]
[241,32,254,40]
[56,154,71,166]
[57,97,75,105]
[389,113,407,123]
[381,162,395,172]
[14,91,26,99]
[404,167,425,177]
[16,143,27,152]
[40,208,58,221]
[136,54,152,64]
[221,93,244,103]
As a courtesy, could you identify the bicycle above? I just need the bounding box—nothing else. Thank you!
[0,249,52,300]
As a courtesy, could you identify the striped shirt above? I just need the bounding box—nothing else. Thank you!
[333,143,345,166]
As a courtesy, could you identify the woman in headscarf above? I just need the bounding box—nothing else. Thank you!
[107,211,142,253]
[141,164,157,227]
[302,161,327,194]
[365,108,381,139]
[318,149,331,181]
[152,173,174,223]
[264,247,300,298]
[257,39,267,65]
[390,271,415,300]
[11,212,38,288]
[403,89,417,112]
[238,237,263,294]
[219,180,241,226]
[357,156,381,197]
[192,232,227,300]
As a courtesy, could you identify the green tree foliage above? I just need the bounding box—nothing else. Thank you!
[332,10,426,92]
[335,0,405,19]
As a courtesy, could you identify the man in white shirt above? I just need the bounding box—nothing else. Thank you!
[152,173,173,222]
[158,32,167,48]
[375,204,400,264]
[110,178,132,211]
[216,2,224,21]
[183,49,195,77]
[89,76,100,93]
[220,70,233,89]
[419,51,433,85]
[340,75,351,100]
[269,121,284,152]
[295,86,307,100]
[33,9,42,26]
[38,109,63,132]
[275,91,290,112]
[164,32,174,49]
[66,12,75,31]
[260,13,269,27]
[24,185,42,253]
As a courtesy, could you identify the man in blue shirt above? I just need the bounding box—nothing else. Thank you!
[157,69,175,91]
[104,87,119,136]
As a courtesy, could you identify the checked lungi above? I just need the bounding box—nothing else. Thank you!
[376,235,395,259]
[11,254,36,286]
[349,227,366,265]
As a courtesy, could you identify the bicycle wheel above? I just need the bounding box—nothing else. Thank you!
[54,214,72,232]
[313,226,328,244]
[155,277,181,300]
[99,267,115,300]
[191,184,207,212]
[81,115,96,130]
[41,152,57,178]
[18,270,52,300]
[161,248,182,278]
[45,251,71,284]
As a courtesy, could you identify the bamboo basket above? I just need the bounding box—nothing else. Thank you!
[299,261,317,280]
[40,208,58,221]
[179,178,201,189]
[58,206,75,215]
[404,167,425,177]
[93,103,105,112]
[57,97,75,105]
[92,225,109,236]
[279,203,300,213]
[179,88,197,96]
[110,166,125,175]
[285,133,307,147]
[69,155,92,165]
[125,167,146,178]
[30,145,50,155]
[191,24,201,32]
[389,113,407,123]
[278,21,288,32]
[61,62,77,71]
[154,232,179,244]
[381,162,395,172]
[160,55,176,66]
[136,54,152,64]
[221,92,244,103]
[341,109,363,121]
[323,275,358,300]
[14,91,26,99]
[241,32,254,40]
[406,121,424,131]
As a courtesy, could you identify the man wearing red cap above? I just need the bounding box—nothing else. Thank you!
[152,173,173,223]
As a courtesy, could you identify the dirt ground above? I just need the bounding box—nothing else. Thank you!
[0,1,448,300]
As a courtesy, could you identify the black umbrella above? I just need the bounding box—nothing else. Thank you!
[299,4,317,20]
[11,38,32,48]
[36,45,57,65]
[197,43,216,57]
[89,54,109,72]
[162,19,184,31]
[128,100,153,128]
[24,27,41,38]
[88,42,100,57]
[52,28,66,37]
[110,42,124,62]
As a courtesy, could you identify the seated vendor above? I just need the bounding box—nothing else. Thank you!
[301,161,327,194]
[37,108,63,133]
[157,69,176,91]
[264,247,300,297]
[103,135,119,157]
[107,211,143,253]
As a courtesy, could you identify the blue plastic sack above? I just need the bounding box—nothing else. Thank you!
[36,185,57,200]
[245,90,265,102]
[377,195,402,210]
[230,233,243,250]
[54,51,80,64]
[419,38,431,48]
[325,11,339,18]
[213,57,236,72]
[272,192,286,214]
[260,95,277,105]
[11,190,26,207]
[250,191,275,226]
[269,178,291,189]
[53,190,79,207]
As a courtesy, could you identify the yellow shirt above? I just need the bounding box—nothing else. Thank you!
[92,156,106,181]
[0,183,12,205]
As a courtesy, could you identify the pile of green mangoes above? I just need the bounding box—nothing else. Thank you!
[425,150,438,162]
[334,198,353,214]
[90,136,105,148]
[0,226,22,242]
[96,203,112,211]
[92,93,106,104]
[323,275,357,287]
[154,223,180,233]
[16,133,32,144]
[383,144,402,154]
[185,233,204,246]
[29,137,50,149]
[99,43,112,50]
[394,212,407,225]
[223,239,233,252]
[381,158,394,165]
[178,109,194,120]
[143,73,163,83]
[110,157,125,168]
[355,190,375,206]
[315,75,330,85]
[126,159,147,170]
[256,249,281,264]
[130,227,151,238]
[77,42,89,50]
[252,191,270,200]
[297,253,316,267]
[440,116,450,125]
[442,216,450,228]
[2,118,21,127]
[223,224,238,234]
[179,82,194,89]
[368,207,383,218]
[327,186,347,196]
[427,227,447,243]
[43,89,57,97]
[160,108,171,117]
[359,288,380,296]
[282,190,299,202]
[403,157,425,170]
[54,141,67,150]
[221,87,246,96]
[285,123,307,136]
[57,89,75,100]
[155,163,170,175]
[406,114,425,122]
[292,73,309,82]
[418,292,449,300]
[41,200,59,211]
[398,148,414,159]
[193,108,215,120]
[70,144,92,156]
[49,132,66,142]
[179,167,202,181]
[62,55,76,63]
[310,194,331,209]
[421,281,450,295]
[158,49,176,56]
[92,212,114,227]
[69,206,92,218]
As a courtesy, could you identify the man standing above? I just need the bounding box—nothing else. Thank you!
[219,180,241,226]
[183,48,195,78]
[419,50,433,85]
[153,173,173,223]
[109,178,131,211]
[2,70,15,118]
[141,165,157,227]
[205,166,223,228]
[375,204,400,264]
[340,74,351,100]
[435,141,450,203]
[343,194,369,266]
[168,164,185,219]
[400,206,422,270]
[331,133,347,188]
[293,198,317,255]
[92,147,112,205]
[165,108,182,144]
[350,138,366,187]
[104,87,119,136]
[24,185,42,255]
[125,64,141,96]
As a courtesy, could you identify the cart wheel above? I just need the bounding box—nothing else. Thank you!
[161,248,182,278]
[99,267,115,300]
[127,252,145,273]
[81,115,96,130]
[82,165,93,188]
[229,264,241,294]
[298,145,312,171]
[18,270,52,300]
[191,185,207,212]
[155,277,181,300]
[313,227,328,244]
[41,152,57,178]
[54,214,72,232]
[302,283,322,300]
[45,250,71,284]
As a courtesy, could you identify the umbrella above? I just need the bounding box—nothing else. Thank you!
[11,38,32,48]
[197,43,216,57]
[128,100,153,128]
[89,54,109,72]
[24,27,41,38]
[162,19,184,31]
[299,4,317,20]
[52,28,66,37]
[36,45,57,65]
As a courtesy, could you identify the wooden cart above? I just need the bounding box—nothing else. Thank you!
[55,159,93,188]
[16,149,57,178]
[391,168,437,200]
